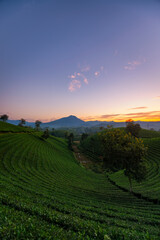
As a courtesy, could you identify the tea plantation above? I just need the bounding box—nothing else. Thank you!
[0,122,160,239]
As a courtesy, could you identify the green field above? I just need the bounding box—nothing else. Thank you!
[0,121,34,133]
[109,137,160,201]
[0,123,160,239]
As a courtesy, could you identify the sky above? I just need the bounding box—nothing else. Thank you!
[0,0,160,122]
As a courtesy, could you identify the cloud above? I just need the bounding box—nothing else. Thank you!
[68,64,104,92]
[84,111,160,122]
[68,74,76,79]
[128,106,148,110]
[154,96,160,100]
[81,66,90,72]
[100,114,120,119]
[125,111,160,118]
[124,58,146,71]
[94,71,100,76]
[68,80,81,92]
[84,78,88,84]
[124,61,141,70]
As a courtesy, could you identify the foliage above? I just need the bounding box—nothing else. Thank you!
[139,128,160,138]
[18,118,26,127]
[99,128,147,191]
[109,137,160,200]
[126,119,141,137]
[67,133,74,150]
[0,121,34,132]
[80,133,89,142]
[0,127,160,239]
[42,128,50,139]
[0,114,9,122]
[35,120,41,131]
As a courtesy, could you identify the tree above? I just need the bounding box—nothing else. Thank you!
[99,128,147,192]
[126,119,141,137]
[19,118,26,127]
[0,114,8,122]
[35,120,41,131]
[68,133,74,150]
[65,131,69,139]
[42,128,49,139]
[68,133,74,143]
[80,133,88,142]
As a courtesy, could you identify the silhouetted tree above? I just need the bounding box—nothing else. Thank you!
[65,131,69,139]
[42,128,49,139]
[19,118,26,127]
[0,114,8,122]
[68,133,74,150]
[68,133,74,143]
[81,133,88,142]
[35,120,41,131]
[126,119,141,138]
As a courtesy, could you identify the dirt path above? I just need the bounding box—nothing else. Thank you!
[72,144,94,169]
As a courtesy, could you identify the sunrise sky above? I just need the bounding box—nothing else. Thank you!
[0,0,160,122]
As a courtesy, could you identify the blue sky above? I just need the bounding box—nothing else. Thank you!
[0,0,160,121]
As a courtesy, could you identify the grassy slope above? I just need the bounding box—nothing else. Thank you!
[139,128,160,138]
[109,137,160,200]
[0,124,160,239]
[0,121,34,132]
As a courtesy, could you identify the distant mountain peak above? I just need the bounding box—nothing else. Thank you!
[67,115,80,119]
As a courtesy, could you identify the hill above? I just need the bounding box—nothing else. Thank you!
[7,115,160,131]
[0,125,160,239]
[42,115,85,128]
[0,121,34,132]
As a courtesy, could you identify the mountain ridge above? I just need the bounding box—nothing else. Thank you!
[4,115,160,131]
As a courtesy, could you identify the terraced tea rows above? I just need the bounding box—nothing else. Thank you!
[0,127,160,239]
[109,138,160,201]
[0,121,34,133]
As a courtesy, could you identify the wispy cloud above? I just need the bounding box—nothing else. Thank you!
[68,64,104,92]
[81,66,90,72]
[68,74,76,79]
[128,106,148,110]
[68,80,81,92]
[84,111,160,122]
[83,78,88,84]
[94,71,100,76]
[94,66,104,76]
[153,96,160,100]
[100,114,120,119]
[124,58,146,71]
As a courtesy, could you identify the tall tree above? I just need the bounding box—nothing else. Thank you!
[68,133,74,143]
[19,118,26,127]
[126,119,141,137]
[42,128,49,139]
[80,133,88,142]
[0,114,8,122]
[100,128,147,192]
[35,120,42,131]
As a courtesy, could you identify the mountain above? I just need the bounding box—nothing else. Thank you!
[42,115,85,128]
[5,116,160,131]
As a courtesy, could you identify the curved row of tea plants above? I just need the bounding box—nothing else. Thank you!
[109,137,160,201]
[0,123,160,239]
[0,121,34,133]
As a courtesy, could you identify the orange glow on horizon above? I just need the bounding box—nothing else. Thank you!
[82,117,160,122]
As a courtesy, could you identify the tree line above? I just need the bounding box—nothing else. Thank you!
[80,120,148,192]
